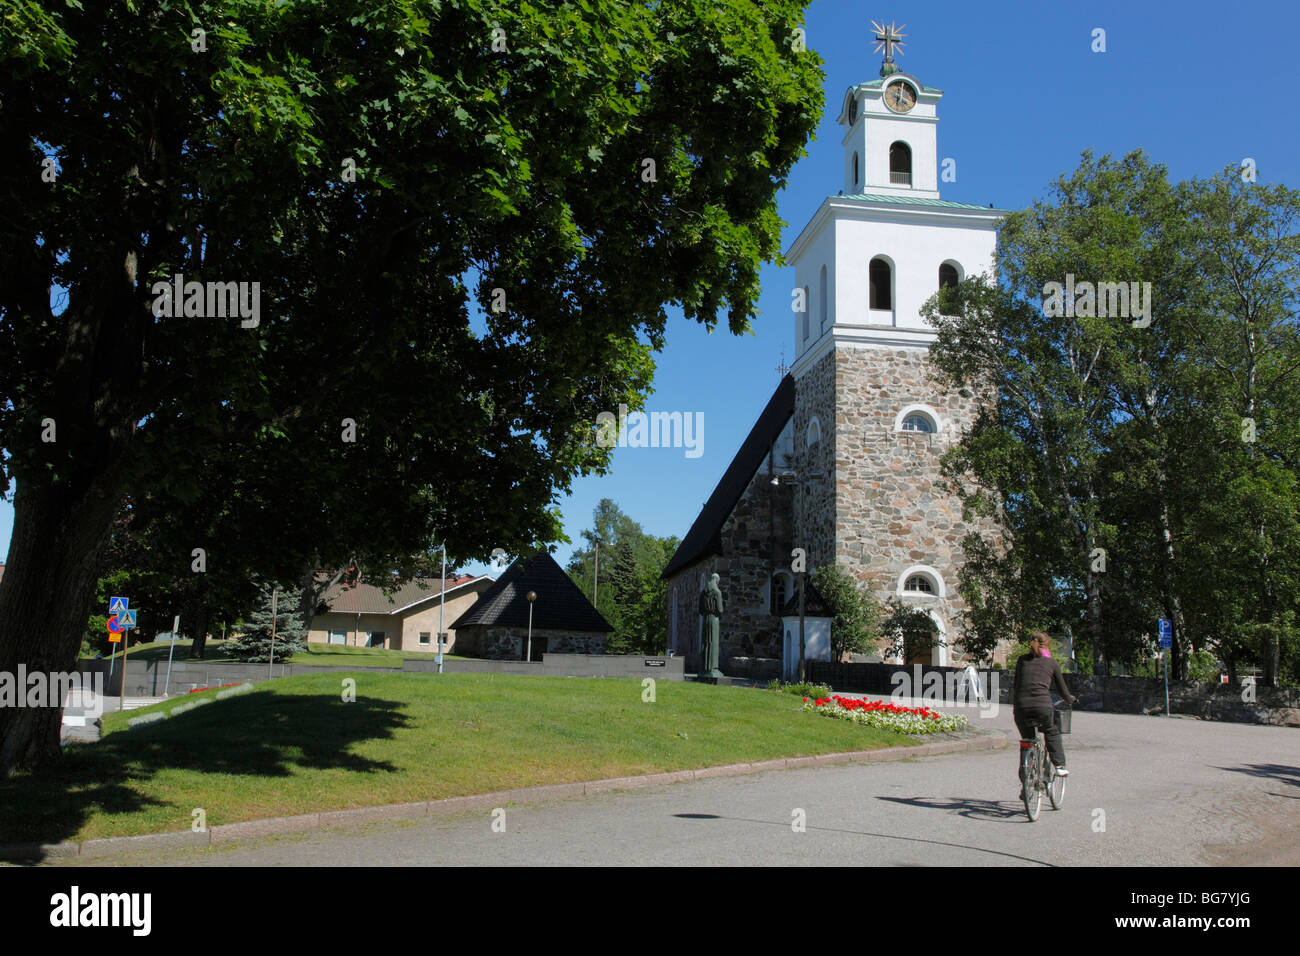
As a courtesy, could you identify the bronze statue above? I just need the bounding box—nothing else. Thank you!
[698,572,723,679]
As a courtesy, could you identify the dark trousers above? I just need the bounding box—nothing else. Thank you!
[1014,707,1066,779]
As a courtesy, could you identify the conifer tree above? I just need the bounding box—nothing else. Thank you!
[225,582,308,664]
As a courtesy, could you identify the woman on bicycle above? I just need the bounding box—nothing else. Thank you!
[1014,631,1078,796]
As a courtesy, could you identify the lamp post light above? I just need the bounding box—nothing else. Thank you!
[526,590,537,662]
[268,587,278,680]
[770,468,824,682]
[437,542,447,674]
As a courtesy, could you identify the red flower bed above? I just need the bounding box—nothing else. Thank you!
[810,694,945,721]
[188,683,242,694]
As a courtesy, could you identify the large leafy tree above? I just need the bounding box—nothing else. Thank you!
[928,152,1300,683]
[0,0,823,773]
[810,563,880,661]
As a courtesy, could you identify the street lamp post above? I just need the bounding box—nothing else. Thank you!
[798,565,806,682]
[526,590,537,662]
[268,587,278,679]
[437,542,447,674]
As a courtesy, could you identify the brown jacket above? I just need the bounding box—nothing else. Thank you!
[1013,652,1073,710]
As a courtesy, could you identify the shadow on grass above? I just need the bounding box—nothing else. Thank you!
[0,692,409,845]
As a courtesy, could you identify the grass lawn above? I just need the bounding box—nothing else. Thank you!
[85,639,466,666]
[2,673,917,844]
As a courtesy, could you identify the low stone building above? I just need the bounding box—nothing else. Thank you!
[449,552,612,660]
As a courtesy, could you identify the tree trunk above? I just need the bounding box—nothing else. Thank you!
[0,478,124,775]
[1085,567,1106,676]
[0,252,145,775]
[187,601,210,660]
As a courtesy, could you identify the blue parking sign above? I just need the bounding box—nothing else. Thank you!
[1158,619,1172,647]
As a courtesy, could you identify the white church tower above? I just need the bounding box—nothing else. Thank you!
[784,22,1006,665]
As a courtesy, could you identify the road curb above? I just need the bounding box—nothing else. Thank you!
[2,732,1006,861]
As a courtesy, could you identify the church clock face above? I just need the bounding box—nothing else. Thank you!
[884,80,916,113]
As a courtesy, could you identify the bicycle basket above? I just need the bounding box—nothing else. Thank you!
[1053,707,1072,735]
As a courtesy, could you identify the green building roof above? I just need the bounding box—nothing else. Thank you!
[835,193,997,211]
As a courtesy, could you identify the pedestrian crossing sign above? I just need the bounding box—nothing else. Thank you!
[109,596,129,616]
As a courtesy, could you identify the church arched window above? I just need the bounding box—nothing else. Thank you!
[802,286,810,340]
[938,262,960,314]
[894,404,941,434]
[852,151,859,187]
[897,565,946,599]
[806,416,821,449]
[889,141,912,186]
[819,265,828,333]
[770,570,793,615]
[869,258,892,311]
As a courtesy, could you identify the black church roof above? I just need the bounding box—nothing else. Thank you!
[661,375,796,578]
[450,551,612,632]
[780,577,833,617]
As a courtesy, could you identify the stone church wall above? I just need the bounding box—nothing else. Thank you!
[663,448,797,669]
[802,345,1000,662]
[665,561,707,666]
[715,464,796,660]
[791,349,837,571]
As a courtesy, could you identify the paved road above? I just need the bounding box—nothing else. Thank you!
[51,698,1300,866]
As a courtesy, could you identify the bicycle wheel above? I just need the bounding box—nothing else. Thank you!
[1023,741,1043,821]
[1049,761,1066,809]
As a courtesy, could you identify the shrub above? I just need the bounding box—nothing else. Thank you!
[767,680,833,700]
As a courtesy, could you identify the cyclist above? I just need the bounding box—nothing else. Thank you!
[1014,630,1078,798]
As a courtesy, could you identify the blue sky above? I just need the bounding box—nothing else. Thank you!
[3,0,1299,581]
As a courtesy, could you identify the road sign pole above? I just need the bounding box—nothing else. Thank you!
[1164,648,1170,717]
[120,627,128,711]
[1158,618,1172,716]
[164,615,180,697]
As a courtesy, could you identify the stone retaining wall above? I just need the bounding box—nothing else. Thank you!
[79,652,684,695]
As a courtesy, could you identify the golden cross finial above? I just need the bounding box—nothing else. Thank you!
[871,19,906,62]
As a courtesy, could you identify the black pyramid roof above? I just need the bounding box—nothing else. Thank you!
[449,551,612,633]
[780,576,834,617]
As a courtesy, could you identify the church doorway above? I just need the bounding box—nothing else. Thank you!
[901,610,945,666]
[903,628,938,666]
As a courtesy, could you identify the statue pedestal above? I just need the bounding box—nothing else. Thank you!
[693,671,727,684]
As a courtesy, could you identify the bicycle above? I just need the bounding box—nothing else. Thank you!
[1019,705,1070,821]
